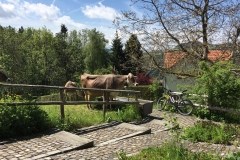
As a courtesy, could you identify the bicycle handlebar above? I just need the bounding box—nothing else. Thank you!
[162,87,187,95]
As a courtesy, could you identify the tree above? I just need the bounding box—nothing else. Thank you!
[66,30,85,78]
[0,26,25,83]
[0,24,87,91]
[53,24,70,84]
[111,31,125,74]
[115,0,240,68]
[83,29,109,73]
[124,34,143,74]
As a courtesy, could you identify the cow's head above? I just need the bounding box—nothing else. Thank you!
[65,81,77,88]
[127,73,138,86]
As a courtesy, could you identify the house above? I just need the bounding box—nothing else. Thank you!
[163,49,233,91]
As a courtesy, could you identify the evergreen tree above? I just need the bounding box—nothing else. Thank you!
[53,24,69,84]
[111,31,125,74]
[124,34,143,74]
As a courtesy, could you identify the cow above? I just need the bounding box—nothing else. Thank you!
[80,73,138,109]
[64,81,79,101]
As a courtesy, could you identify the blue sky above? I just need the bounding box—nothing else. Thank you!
[0,0,133,45]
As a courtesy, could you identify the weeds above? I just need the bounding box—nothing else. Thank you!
[117,140,221,160]
[182,121,239,144]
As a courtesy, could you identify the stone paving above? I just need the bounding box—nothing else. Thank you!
[0,133,76,160]
[1,110,240,160]
[79,124,146,145]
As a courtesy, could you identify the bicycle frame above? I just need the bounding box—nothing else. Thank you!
[157,87,194,115]
[163,90,184,106]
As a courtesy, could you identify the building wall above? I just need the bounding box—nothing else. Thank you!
[163,73,196,91]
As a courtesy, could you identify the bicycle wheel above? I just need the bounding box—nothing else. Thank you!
[156,97,168,111]
[177,99,194,115]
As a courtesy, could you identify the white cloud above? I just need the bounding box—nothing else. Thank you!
[0,2,15,18]
[82,2,119,21]
[0,0,117,46]
[0,0,86,34]
[23,2,60,21]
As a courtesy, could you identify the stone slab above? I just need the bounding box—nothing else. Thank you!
[96,123,151,147]
[52,131,93,147]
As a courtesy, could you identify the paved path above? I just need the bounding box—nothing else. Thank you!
[0,110,240,160]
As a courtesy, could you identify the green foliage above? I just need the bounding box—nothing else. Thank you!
[117,105,142,122]
[53,25,85,85]
[83,28,109,73]
[118,140,221,160]
[182,121,238,144]
[0,96,51,139]
[93,66,113,74]
[226,152,240,160]
[148,81,163,101]
[0,25,107,92]
[123,34,143,74]
[111,31,125,74]
[194,61,240,108]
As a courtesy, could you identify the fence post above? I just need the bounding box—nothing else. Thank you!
[134,92,140,115]
[59,88,66,122]
[135,92,139,105]
[102,91,107,120]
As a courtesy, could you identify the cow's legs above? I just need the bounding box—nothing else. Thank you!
[86,94,92,109]
[84,93,89,109]
[88,95,92,109]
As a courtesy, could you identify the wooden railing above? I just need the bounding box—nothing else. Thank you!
[189,94,240,115]
[0,83,140,120]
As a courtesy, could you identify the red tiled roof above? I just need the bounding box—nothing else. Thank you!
[164,50,232,68]
[207,50,232,62]
[164,51,186,68]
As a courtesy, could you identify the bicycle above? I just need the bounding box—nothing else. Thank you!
[156,88,194,115]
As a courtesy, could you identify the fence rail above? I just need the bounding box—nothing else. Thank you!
[0,82,140,120]
[190,94,240,115]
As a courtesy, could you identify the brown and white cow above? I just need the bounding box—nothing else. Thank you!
[80,73,138,109]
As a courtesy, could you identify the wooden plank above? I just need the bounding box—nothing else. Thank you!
[0,83,140,93]
[0,100,139,106]
[194,103,240,114]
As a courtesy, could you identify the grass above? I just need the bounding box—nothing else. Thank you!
[181,121,240,145]
[41,104,141,131]
[117,140,221,160]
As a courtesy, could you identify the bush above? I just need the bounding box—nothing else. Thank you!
[194,61,240,108]
[117,105,142,122]
[0,96,51,139]
[148,81,163,101]
[136,72,151,85]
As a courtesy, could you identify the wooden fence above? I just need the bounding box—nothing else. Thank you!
[189,94,240,115]
[0,83,140,120]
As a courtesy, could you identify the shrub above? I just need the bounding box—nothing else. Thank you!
[117,105,141,122]
[136,72,151,85]
[194,61,240,108]
[0,96,51,139]
[148,81,163,101]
